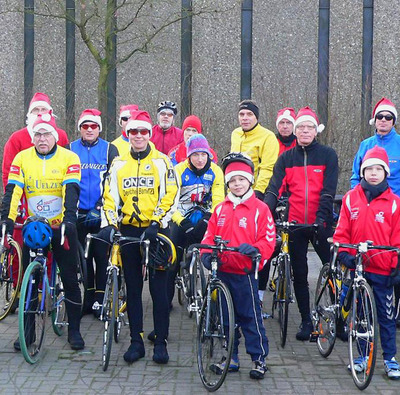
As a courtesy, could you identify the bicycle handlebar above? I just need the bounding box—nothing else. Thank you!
[275,220,319,232]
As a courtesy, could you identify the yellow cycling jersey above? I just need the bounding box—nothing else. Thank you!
[102,146,179,228]
[7,146,81,225]
[111,135,130,156]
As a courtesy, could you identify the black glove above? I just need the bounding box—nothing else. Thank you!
[315,217,326,233]
[1,218,14,236]
[97,225,117,243]
[85,208,101,228]
[192,214,211,242]
[179,218,194,234]
[144,221,160,243]
[238,243,259,257]
[387,268,400,287]
[201,253,212,270]
[338,251,356,269]
[254,190,265,201]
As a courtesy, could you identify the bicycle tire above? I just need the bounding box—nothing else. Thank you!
[0,239,22,320]
[18,261,48,364]
[102,267,118,371]
[314,263,336,358]
[278,255,290,348]
[188,256,198,319]
[348,281,378,390]
[77,244,88,314]
[51,267,67,336]
[270,259,278,318]
[177,261,185,306]
[115,272,126,343]
[195,256,206,324]
[197,281,235,392]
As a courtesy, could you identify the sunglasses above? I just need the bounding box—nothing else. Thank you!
[128,128,150,136]
[376,114,394,121]
[81,123,99,130]
[120,117,130,122]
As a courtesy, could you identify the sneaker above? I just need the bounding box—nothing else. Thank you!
[68,329,85,350]
[210,356,240,374]
[259,300,270,320]
[347,356,368,373]
[296,320,313,341]
[92,301,102,320]
[249,360,268,379]
[384,357,400,380]
[123,341,145,363]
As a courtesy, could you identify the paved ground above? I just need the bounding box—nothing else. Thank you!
[0,251,399,394]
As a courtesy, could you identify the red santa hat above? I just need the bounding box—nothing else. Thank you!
[125,111,153,137]
[224,161,254,185]
[31,113,59,143]
[360,146,390,177]
[77,108,102,131]
[182,115,202,133]
[27,92,52,116]
[119,104,139,126]
[369,97,397,125]
[276,107,296,129]
[294,106,325,133]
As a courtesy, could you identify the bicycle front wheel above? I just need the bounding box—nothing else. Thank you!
[0,239,22,320]
[314,263,336,358]
[278,255,290,348]
[51,268,67,336]
[18,261,48,364]
[197,281,234,392]
[348,281,378,390]
[102,267,118,371]
[115,272,126,343]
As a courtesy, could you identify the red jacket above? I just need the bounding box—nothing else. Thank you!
[150,125,183,155]
[2,126,69,190]
[333,184,400,276]
[201,191,276,275]
[277,134,296,156]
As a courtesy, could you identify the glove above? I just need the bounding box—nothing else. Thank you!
[84,208,101,228]
[1,218,14,236]
[315,217,327,234]
[387,268,400,287]
[97,225,117,243]
[144,221,160,243]
[201,253,212,270]
[238,243,259,257]
[338,251,356,269]
[192,213,211,242]
[254,190,265,201]
[179,218,195,234]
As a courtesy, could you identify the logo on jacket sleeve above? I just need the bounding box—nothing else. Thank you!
[9,165,20,175]
[350,207,359,220]
[239,217,247,228]
[67,164,80,174]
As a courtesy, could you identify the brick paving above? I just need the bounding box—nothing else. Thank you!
[0,251,399,394]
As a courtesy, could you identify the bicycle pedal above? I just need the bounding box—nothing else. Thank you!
[309,332,319,342]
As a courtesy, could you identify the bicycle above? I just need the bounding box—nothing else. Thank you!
[189,237,261,392]
[18,221,88,364]
[270,221,318,348]
[314,239,399,390]
[85,231,150,371]
[0,223,23,320]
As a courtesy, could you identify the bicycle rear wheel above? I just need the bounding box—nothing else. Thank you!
[102,267,118,371]
[18,261,48,364]
[278,255,290,348]
[51,268,67,336]
[0,239,22,320]
[314,263,336,357]
[194,256,206,324]
[197,281,234,392]
[348,281,377,390]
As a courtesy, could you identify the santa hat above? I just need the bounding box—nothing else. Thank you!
[31,113,59,143]
[294,106,325,133]
[369,97,397,125]
[27,92,52,116]
[276,107,296,129]
[182,115,202,133]
[224,161,254,185]
[126,111,153,137]
[360,146,390,177]
[119,104,139,126]
[77,108,102,131]
[186,134,212,158]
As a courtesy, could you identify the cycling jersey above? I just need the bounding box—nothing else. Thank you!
[102,145,179,228]
[4,146,81,225]
[171,160,224,224]
[111,134,130,156]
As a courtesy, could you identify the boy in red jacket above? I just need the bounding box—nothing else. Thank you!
[201,152,276,379]
[334,146,400,379]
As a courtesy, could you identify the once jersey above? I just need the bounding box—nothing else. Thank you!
[102,146,179,228]
[6,146,81,225]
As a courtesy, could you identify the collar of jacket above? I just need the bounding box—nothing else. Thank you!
[80,138,99,147]
[188,156,211,176]
[241,122,259,134]
[227,188,254,208]
[277,132,296,147]
[35,143,57,159]
[295,139,318,152]
[130,144,151,160]
[374,127,397,141]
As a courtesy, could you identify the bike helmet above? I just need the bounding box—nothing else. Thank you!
[22,216,53,249]
[157,101,177,115]
[147,234,177,271]
[221,152,255,185]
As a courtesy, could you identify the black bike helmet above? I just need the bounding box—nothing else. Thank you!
[147,234,177,271]
[221,152,255,185]
[157,101,177,115]
[22,216,53,249]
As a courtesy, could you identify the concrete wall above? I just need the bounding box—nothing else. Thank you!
[0,1,399,193]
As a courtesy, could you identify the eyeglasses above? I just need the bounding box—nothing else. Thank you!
[81,123,99,130]
[33,132,53,139]
[128,129,150,136]
[120,117,130,122]
[376,114,394,121]
[296,125,316,132]
[159,112,174,117]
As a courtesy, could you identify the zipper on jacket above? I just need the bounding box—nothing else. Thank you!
[303,147,309,224]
